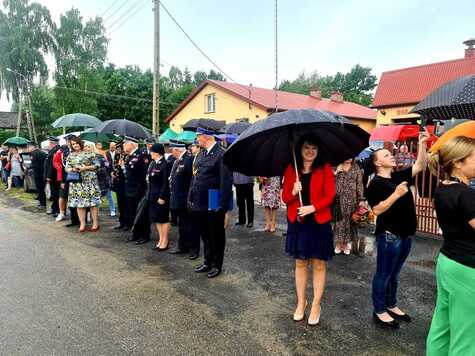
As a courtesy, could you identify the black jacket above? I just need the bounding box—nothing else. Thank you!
[44,145,60,182]
[188,143,233,212]
[147,157,170,203]
[30,149,47,177]
[169,152,193,210]
[125,149,150,198]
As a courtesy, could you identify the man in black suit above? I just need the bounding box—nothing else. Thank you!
[168,139,197,258]
[123,137,151,242]
[44,136,61,216]
[188,126,233,278]
[28,143,47,208]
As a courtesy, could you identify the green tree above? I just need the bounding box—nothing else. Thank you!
[30,85,56,140]
[0,0,55,102]
[279,65,377,106]
[52,7,108,117]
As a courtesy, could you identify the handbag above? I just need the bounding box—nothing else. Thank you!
[66,171,82,183]
[5,162,11,171]
[331,194,343,222]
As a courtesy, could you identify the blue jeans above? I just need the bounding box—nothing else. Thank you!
[1,168,9,185]
[372,232,412,313]
[12,175,23,188]
[105,189,116,214]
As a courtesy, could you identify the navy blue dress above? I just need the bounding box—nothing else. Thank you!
[285,172,334,260]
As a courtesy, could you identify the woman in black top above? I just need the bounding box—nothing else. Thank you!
[426,136,475,356]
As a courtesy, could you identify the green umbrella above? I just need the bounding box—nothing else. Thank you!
[158,128,179,144]
[79,131,120,144]
[4,136,31,147]
[52,113,102,128]
[176,130,197,144]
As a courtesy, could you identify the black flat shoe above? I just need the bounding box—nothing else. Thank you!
[122,226,131,231]
[135,238,150,245]
[169,249,187,255]
[207,267,221,278]
[387,309,412,323]
[65,223,79,228]
[113,225,125,230]
[235,222,245,226]
[189,253,199,260]
[246,222,253,228]
[194,264,210,273]
[373,312,400,329]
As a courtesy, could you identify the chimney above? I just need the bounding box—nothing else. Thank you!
[463,38,475,58]
[310,89,321,100]
[330,91,343,103]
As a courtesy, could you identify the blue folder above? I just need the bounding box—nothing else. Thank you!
[208,189,234,211]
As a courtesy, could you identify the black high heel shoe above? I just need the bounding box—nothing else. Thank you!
[373,312,400,329]
[157,243,169,251]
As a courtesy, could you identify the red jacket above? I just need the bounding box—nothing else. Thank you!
[53,150,64,182]
[282,163,336,224]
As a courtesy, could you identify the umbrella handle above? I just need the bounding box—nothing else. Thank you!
[291,143,303,206]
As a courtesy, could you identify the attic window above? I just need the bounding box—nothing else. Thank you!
[205,94,216,113]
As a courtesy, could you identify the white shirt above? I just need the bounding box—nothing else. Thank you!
[206,142,217,154]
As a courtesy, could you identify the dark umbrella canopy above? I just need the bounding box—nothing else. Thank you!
[182,118,226,132]
[91,119,151,139]
[223,122,251,135]
[4,136,31,147]
[410,75,475,120]
[224,109,370,177]
[51,113,102,128]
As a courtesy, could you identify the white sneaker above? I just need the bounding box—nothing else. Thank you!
[343,249,351,255]
[110,211,116,217]
[334,247,341,254]
[55,213,65,222]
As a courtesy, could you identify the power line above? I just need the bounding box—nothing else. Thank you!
[101,0,126,18]
[106,0,150,36]
[159,1,237,83]
[103,0,131,24]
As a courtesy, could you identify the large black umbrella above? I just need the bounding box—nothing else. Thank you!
[182,118,226,132]
[223,122,251,135]
[410,75,475,120]
[91,119,151,139]
[223,109,369,177]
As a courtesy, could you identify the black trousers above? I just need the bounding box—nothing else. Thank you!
[235,183,254,224]
[49,181,60,214]
[114,183,126,226]
[173,209,196,252]
[69,207,80,225]
[34,173,46,206]
[195,210,226,270]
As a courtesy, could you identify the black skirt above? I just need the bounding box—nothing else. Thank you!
[149,200,170,223]
[285,217,334,260]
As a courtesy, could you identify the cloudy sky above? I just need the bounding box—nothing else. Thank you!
[1,0,474,110]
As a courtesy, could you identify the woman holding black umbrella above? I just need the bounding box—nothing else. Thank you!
[282,135,336,326]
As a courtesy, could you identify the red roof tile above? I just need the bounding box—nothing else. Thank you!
[165,80,376,123]
[372,57,475,108]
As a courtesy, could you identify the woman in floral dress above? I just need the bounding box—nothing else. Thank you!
[332,159,365,255]
[66,137,101,233]
[260,176,281,233]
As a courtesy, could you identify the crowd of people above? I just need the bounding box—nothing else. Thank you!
[1,125,474,354]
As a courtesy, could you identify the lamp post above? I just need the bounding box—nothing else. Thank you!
[6,68,37,143]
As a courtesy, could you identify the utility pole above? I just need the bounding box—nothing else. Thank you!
[15,94,22,137]
[152,0,160,136]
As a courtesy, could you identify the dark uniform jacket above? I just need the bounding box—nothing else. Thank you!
[30,149,47,178]
[188,143,233,212]
[147,157,170,203]
[169,152,193,210]
[44,145,60,182]
[125,149,150,198]
[112,152,127,191]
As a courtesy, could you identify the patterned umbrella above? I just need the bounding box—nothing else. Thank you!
[411,75,475,120]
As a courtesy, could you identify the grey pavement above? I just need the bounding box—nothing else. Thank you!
[0,192,440,355]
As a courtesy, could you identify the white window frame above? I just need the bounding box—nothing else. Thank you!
[205,94,216,113]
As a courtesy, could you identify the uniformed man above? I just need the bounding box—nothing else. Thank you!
[44,136,61,216]
[188,126,233,278]
[28,143,47,208]
[167,139,196,258]
[123,137,150,243]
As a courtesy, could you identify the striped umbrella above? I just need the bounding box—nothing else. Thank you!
[411,75,475,120]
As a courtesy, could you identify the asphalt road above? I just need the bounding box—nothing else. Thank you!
[0,194,438,356]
